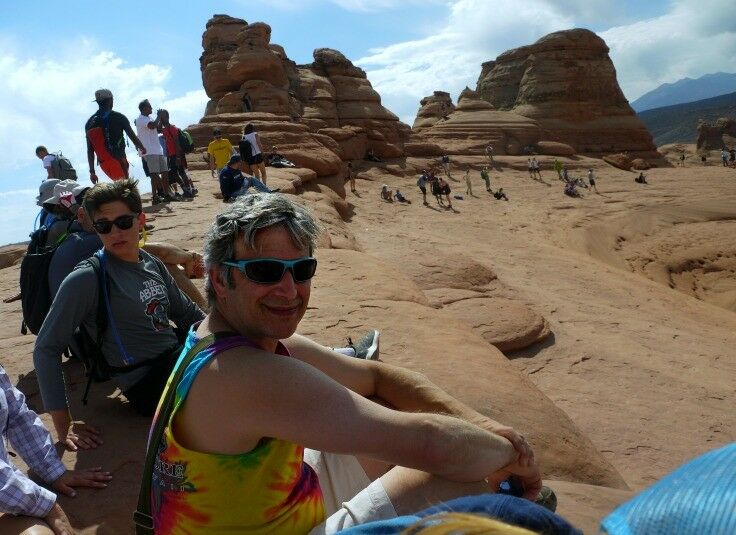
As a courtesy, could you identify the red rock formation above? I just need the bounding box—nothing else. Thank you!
[413,91,455,131]
[696,117,736,150]
[413,88,542,155]
[476,29,657,157]
[192,15,410,175]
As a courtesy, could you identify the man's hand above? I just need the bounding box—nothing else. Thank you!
[61,422,103,451]
[52,468,112,497]
[44,502,75,535]
[140,147,147,155]
[487,457,543,501]
[480,421,535,468]
[90,171,98,185]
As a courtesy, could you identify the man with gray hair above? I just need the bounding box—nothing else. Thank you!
[146,193,540,534]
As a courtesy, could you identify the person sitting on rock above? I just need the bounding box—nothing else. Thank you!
[365,148,383,162]
[0,366,112,535]
[219,155,275,203]
[493,188,509,201]
[144,194,540,534]
[634,172,647,184]
[380,184,393,202]
[564,180,580,197]
[393,189,411,204]
[562,166,569,182]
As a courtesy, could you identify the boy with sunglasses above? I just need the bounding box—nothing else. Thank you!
[33,179,205,450]
[146,193,540,534]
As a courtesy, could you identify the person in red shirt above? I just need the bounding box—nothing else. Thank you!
[160,110,197,198]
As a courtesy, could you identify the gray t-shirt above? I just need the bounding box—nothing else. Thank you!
[33,249,205,411]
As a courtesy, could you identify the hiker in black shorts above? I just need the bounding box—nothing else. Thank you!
[84,88,146,183]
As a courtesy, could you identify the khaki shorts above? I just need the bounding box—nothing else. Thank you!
[305,449,397,534]
[143,154,168,173]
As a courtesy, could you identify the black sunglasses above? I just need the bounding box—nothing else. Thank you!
[93,214,138,234]
[221,257,317,284]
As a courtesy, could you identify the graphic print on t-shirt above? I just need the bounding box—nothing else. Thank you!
[140,278,169,331]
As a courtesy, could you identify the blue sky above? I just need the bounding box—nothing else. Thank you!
[2,0,735,245]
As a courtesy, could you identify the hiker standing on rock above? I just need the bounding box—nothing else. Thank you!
[417,170,429,205]
[465,169,473,196]
[240,123,268,185]
[134,99,173,204]
[553,159,563,180]
[480,166,491,192]
[208,127,233,179]
[85,89,146,183]
[485,144,494,164]
[587,168,599,194]
[35,146,77,181]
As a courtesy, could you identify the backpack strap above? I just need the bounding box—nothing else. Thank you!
[133,331,234,535]
[81,254,107,405]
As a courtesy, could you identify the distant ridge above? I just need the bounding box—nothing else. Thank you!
[637,91,736,146]
[631,72,736,112]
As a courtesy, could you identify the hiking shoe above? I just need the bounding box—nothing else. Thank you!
[535,486,557,513]
[347,330,380,360]
[152,195,160,205]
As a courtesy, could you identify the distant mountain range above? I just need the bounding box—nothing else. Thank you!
[631,72,736,112]
[637,91,736,146]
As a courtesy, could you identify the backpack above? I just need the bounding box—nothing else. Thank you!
[239,138,253,161]
[177,129,195,153]
[50,152,78,181]
[19,221,75,335]
[86,111,128,180]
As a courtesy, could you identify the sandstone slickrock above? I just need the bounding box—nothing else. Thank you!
[192,15,411,177]
[412,88,542,155]
[696,117,736,151]
[475,29,658,157]
[442,297,551,352]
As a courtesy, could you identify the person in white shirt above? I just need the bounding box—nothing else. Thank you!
[134,100,173,204]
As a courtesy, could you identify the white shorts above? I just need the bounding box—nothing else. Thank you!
[304,449,397,534]
[143,154,168,173]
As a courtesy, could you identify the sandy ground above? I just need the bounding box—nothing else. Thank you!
[0,156,734,533]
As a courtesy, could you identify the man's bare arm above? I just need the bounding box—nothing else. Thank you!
[282,334,534,464]
[124,123,146,153]
[177,346,519,485]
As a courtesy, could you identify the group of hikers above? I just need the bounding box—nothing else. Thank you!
[4,91,572,534]
[5,85,725,534]
[3,172,581,534]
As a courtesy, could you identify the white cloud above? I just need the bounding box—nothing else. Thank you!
[0,37,207,181]
[357,0,736,123]
[357,0,574,123]
[602,0,736,100]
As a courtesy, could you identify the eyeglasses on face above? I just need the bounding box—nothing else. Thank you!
[92,214,138,234]
[221,257,317,284]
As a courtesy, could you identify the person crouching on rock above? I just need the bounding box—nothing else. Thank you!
[493,188,508,201]
[219,155,275,203]
[634,172,647,184]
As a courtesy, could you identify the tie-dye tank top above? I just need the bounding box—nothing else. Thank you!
[150,330,326,534]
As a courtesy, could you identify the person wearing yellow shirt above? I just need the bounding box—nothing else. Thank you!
[207,128,233,178]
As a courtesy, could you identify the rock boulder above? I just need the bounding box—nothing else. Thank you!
[696,117,736,151]
[476,29,657,157]
[413,88,541,155]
